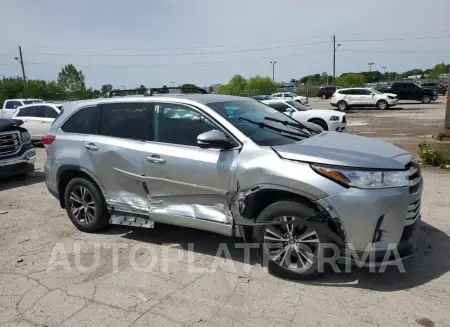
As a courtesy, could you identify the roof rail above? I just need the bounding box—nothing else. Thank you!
[104,86,208,98]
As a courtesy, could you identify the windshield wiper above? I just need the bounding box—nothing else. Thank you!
[238,117,306,140]
[263,116,316,136]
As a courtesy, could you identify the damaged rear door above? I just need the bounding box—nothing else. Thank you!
[140,101,239,225]
[86,101,155,213]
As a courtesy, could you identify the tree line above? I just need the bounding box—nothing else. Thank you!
[1,62,448,104]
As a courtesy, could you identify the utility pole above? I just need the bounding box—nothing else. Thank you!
[332,35,341,86]
[444,68,450,135]
[381,65,387,82]
[15,45,27,97]
[368,62,374,84]
[270,61,276,82]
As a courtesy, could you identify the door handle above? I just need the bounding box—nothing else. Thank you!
[146,155,166,164]
[84,143,99,151]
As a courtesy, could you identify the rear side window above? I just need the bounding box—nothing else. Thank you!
[61,105,101,134]
[34,105,46,117]
[45,106,59,118]
[16,107,32,117]
[99,102,153,141]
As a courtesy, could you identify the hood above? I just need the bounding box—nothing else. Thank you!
[0,118,23,131]
[271,131,411,169]
[384,93,397,97]
[308,109,345,117]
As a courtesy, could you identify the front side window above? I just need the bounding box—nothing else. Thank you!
[155,103,218,146]
[100,102,153,141]
[23,100,43,105]
[208,99,311,146]
[61,105,101,134]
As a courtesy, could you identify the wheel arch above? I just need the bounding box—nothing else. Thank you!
[57,165,107,209]
[307,117,328,130]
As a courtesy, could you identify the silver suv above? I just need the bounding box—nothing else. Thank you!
[44,88,423,279]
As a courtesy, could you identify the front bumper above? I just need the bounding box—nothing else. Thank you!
[328,121,346,132]
[316,178,423,255]
[0,148,36,178]
[387,98,398,106]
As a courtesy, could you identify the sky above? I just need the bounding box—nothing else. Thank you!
[0,0,449,89]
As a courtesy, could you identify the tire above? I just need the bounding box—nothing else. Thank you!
[253,201,332,280]
[64,177,109,233]
[421,95,432,104]
[321,94,327,100]
[376,100,388,110]
[337,101,347,111]
[309,119,328,131]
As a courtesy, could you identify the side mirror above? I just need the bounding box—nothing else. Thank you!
[197,130,234,150]
[285,107,294,113]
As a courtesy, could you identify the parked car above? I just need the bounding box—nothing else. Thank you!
[261,99,346,131]
[0,118,36,179]
[44,89,422,279]
[316,86,337,99]
[377,81,438,104]
[271,92,308,105]
[12,102,63,142]
[1,98,44,119]
[418,82,447,96]
[249,95,273,101]
[330,87,398,110]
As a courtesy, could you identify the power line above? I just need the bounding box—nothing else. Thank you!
[338,35,450,42]
[341,49,450,53]
[21,34,327,51]
[0,50,330,68]
[20,41,331,58]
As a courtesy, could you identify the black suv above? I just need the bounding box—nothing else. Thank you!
[316,86,337,99]
[419,82,447,95]
[0,119,36,179]
[379,82,438,104]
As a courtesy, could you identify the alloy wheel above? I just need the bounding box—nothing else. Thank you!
[69,186,96,224]
[263,216,320,272]
[378,101,387,109]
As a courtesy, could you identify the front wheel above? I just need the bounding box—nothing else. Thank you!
[253,201,332,280]
[421,95,432,104]
[309,119,328,131]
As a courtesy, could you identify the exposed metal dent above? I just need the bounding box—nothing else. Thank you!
[113,167,146,181]
[144,175,228,195]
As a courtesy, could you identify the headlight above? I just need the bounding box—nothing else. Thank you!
[329,116,340,121]
[21,131,31,144]
[311,164,409,189]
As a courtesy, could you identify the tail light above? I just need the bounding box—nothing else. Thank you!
[42,135,56,152]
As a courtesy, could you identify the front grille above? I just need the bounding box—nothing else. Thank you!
[405,160,421,194]
[0,131,21,157]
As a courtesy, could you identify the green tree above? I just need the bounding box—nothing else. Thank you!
[57,64,86,99]
[218,75,248,96]
[181,84,200,93]
[336,73,366,87]
[428,62,447,79]
[247,76,278,95]
[101,84,113,94]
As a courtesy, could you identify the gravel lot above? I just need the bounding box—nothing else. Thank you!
[1,99,449,327]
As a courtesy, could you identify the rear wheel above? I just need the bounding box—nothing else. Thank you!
[421,95,432,104]
[321,94,327,100]
[376,100,388,110]
[64,177,109,232]
[253,201,332,280]
[337,101,347,111]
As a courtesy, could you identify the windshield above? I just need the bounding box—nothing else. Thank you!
[23,100,43,105]
[285,100,309,111]
[369,88,382,95]
[207,99,310,146]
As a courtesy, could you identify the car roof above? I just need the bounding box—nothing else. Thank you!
[61,94,253,112]
[261,99,289,103]
[5,98,41,101]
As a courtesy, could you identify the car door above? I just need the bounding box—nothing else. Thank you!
[13,106,41,139]
[360,89,375,106]
[30,105,49,138]
[140,101,238,224]
[80,101,155,214]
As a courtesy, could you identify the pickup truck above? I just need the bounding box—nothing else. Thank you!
[376,82,437,104]
[1,98,44,119]
[0,118,36,179]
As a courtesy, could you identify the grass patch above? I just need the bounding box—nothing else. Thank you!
[418,141,450,168]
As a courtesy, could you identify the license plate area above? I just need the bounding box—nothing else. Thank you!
[109,215,154,228]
